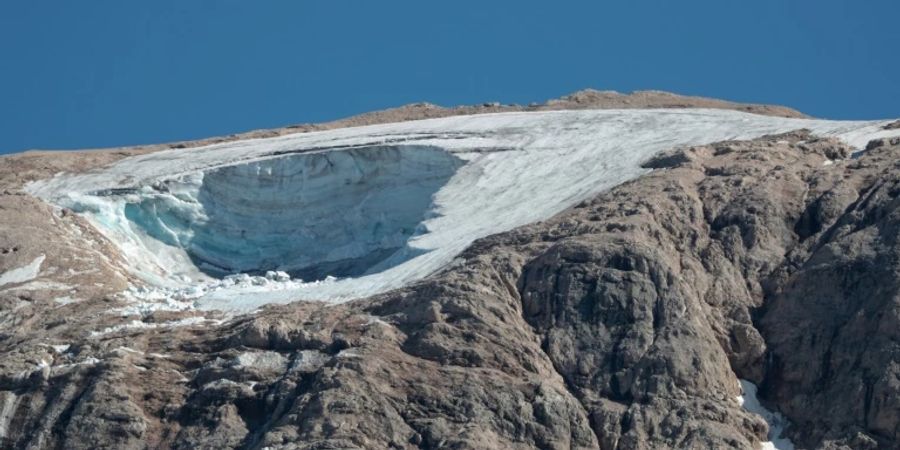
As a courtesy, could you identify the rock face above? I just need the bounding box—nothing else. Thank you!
[1,92,899,449]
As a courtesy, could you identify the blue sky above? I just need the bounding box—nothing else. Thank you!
[1,0,898,154]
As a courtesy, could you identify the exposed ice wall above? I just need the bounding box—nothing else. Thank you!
[121,145,463,281]
[26,109,900,311]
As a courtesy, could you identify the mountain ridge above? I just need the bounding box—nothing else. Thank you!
[7,89,807,156]
[1,93,899,449]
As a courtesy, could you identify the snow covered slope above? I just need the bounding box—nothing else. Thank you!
[26,109,900,311]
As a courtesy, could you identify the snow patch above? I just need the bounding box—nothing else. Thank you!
[50,344,70,354]
[53,296,80,305]
[0,255,45,287]
[737,379,795,450]
[231,351,288,372]
[52,357,102,372]
[201,378,255,393]
[336,349,362,359]
[290,350,330,373]
[115,346,144,355]
[116,273,334,316]
[5,280,72,292]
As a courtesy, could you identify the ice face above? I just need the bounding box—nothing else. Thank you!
[26,109,900,310]
[94,145,463,281]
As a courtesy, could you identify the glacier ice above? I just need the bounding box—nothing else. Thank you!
[26,109,900,311]
[120,145,463,281]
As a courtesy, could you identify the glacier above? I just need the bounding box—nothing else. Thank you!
[26,109,900,312]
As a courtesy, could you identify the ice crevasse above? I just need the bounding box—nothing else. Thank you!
[26,109,900,311]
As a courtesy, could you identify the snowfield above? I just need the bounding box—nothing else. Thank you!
[26,109,900,312]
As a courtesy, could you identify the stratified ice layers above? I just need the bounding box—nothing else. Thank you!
[122,145,462,280]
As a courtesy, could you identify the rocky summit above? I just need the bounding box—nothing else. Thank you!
[1,91,899,450]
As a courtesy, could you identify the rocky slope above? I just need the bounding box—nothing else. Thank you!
[0,92,898,449]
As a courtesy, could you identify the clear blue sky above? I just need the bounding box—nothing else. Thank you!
[1,0,898,154]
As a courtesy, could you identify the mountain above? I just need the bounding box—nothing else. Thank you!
[1,91,898,449]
